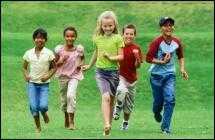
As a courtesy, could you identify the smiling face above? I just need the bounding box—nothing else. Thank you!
[34,33,46,49]
[64,30,77,46]
[123,28,136,45]
[161,21,174,37]
[101,17,115,36]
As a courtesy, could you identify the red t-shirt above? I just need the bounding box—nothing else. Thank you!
[119,43,143,83]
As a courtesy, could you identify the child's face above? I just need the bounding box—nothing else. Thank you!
[101,18,115,36]
[34,33,46,49]
[64,30,76,46]
[123,28,135,45]
[161,22,174,37]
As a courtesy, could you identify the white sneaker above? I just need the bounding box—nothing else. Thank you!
[120,121,129,130]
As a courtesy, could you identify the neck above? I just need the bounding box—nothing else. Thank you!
[162,34,172,41]
[66,44,74,48]
[65,44,75,51]
[35,46,43,51]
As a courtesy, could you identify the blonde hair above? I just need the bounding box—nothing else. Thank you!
[94,11,119,36]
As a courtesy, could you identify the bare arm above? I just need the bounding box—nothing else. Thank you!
[41,60,57,82]
[103,47,123,61]
[23,60,30,82]
[151,53,171,65]
[178,58,188,80]
[82,49,97,71]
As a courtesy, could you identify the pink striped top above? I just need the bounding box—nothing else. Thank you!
[55,44,84,80]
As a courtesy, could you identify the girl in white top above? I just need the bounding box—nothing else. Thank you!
[23,28,55,133]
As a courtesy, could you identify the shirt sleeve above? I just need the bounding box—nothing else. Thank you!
[117,35,125,49]
[23,51,29,62]
[54,45,63,54]
[77,44,84,57]
[146,39,160,63]
[49,51,55,61]
[176,39,184,59]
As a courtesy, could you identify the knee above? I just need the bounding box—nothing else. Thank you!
[67,94,76,101]
[165,96,175,105]
[102,94,110,102]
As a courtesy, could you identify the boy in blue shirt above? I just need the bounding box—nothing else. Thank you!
[146,17,188,134]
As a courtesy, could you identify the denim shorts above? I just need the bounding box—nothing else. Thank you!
[27,82,49,116]
[95,68,119,96]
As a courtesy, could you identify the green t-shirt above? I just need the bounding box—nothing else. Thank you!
[93,34,124,70]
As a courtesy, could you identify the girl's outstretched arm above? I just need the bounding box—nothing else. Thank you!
[103,47,123,61]
[82,49,97,71]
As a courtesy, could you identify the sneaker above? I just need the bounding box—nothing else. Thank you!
[161,129,171,135]
[154,113,162,123]
[113,113,120,120]
[120,121,129,130]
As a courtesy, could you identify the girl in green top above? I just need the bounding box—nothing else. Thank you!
[82,11,124,136]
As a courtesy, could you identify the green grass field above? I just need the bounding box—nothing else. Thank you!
[1,1,214,139]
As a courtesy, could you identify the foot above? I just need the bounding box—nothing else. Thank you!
[65,112,69,128]
[103,124,111,136]
[121,121,129,130]
[68,123,75,130]
[154,112,162,123]
[35,127,41,133]
[161,129,171,135]
[42,112,49,123]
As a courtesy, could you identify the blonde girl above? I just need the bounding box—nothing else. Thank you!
[82,11,124,136]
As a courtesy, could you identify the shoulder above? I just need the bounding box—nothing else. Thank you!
[24,48,34,55]
[76,44,84,52]
[44,47,54,55]
[152,35,163,44]
[132,43,141,48]
[172,36,182,45]
[54,44,64,53]
[113,34,123,40]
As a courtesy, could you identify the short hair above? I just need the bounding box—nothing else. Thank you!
[33,28,48,41]
[63,26,78,37]
[95,11,119,36]
[122,24,136,35]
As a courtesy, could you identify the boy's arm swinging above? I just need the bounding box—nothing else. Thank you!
[41,60,57,82]
[23,60,30,82]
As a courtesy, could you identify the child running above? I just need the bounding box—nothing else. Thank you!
[54,26,85,130]
[82,11,124,136]
[112,24,144,130]
[146,17,189,134]
[23,28,56,133]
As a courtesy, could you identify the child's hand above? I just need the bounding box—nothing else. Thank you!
[103,52,110,59]
[41,76,49,82]
[25,75,31,82]
[133,49,140,59]
[40,74,49,82]
[82,64,90,71]
[62,55,69,62]
[162,53,171,64]
[180,69,189,80]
